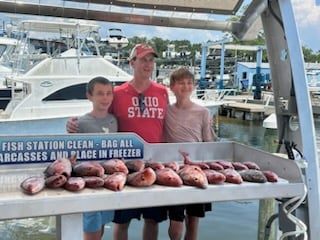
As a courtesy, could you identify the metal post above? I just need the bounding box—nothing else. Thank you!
[56,214,83,240]
[279,0,320,238]
[219,42,225,90]
[200,44,207,86]
[253,47,263,99]
[200,36,232,96]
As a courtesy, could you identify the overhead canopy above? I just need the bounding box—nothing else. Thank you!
[0,0,263,40]
[68,0,244,14]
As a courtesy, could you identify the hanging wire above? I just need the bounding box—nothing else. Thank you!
[279,185,308,240]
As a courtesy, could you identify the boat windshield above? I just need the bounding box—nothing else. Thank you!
[0,44,7,57]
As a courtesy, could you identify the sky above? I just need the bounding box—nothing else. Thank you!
[1,0,320,52]
[99,0,320,51]
[292,0,320,51]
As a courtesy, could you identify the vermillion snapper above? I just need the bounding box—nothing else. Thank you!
[44,155,76,178]
[72,161,105,177]
[126,167,156,187]
[178,165,208,189]
[156,168,183,187]
[20,176,45,195]
[104,172,127,191]
[100,159,129,174]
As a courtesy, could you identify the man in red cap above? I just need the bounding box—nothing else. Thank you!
[110,43,169,240]
[66,43,169,240]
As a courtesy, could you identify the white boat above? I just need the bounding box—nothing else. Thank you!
[0,20,132,122]
[0,37,18,77]
[0,36,18,108]
[102,28,129,49]
[0,31,50,109]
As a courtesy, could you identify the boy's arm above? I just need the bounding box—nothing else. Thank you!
[203,110,217,142]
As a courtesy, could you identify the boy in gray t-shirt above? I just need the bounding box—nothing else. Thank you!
[77,76,117,240]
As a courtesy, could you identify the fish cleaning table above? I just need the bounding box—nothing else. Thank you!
[0,133,306,240]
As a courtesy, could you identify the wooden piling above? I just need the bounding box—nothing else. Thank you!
[258,199,276,240]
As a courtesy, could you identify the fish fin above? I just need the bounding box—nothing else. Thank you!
[69,153,77,164]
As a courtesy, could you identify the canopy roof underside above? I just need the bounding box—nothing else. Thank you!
[0,0,264,40]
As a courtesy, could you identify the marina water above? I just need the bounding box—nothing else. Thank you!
[0,116,315,240]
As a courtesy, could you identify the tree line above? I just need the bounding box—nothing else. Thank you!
[111,36,320,64]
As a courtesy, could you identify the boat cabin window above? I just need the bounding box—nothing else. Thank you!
[0,44,8,57]
[113,81,126,87]
[43,83,87,101]
[42,81,126,101]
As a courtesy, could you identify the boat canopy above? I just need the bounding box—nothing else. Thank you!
[68,0,244,14]
[0,0,260,40]
[17,20,100,35]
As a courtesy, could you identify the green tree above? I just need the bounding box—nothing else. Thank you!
[302,46,320,62]
[122,35,320,64]
[149,37,170,57]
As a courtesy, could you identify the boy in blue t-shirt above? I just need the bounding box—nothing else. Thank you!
[77,76,117,240]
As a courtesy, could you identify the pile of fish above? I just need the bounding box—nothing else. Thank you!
[20,151,279,195]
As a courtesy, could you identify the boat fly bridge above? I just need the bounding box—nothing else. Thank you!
[0,0,319,239]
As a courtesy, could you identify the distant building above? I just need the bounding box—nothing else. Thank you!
[305,62,320,72]
[235,62,271,90]
[235,61,320,90]
[305,63,320,87]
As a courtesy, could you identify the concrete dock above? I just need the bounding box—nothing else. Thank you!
[219,91,275,120]
[221,102,268,120]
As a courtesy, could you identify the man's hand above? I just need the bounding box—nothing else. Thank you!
[66,116,79,133]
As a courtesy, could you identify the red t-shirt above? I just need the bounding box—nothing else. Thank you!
[110,81,169,143]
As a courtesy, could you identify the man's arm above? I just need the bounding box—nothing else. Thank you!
[66,116,79,133]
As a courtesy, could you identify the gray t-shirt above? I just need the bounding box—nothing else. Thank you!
[77,113,118,133]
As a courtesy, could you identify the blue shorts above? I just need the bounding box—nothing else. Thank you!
[83,210,114,233]
[113,207,167,224]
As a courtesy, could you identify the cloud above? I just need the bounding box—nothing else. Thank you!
[151,26,220,43]
[293,0,320,26]
[292,0,320,51]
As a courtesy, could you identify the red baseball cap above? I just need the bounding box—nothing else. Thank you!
[129,43,158,60]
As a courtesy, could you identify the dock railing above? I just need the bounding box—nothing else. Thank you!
[196,88,239,102]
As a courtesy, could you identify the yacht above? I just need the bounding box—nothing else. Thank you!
[0,36,18,109]
[102,28,129,49]
[0,31,50,109]
[0,20,132,122]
